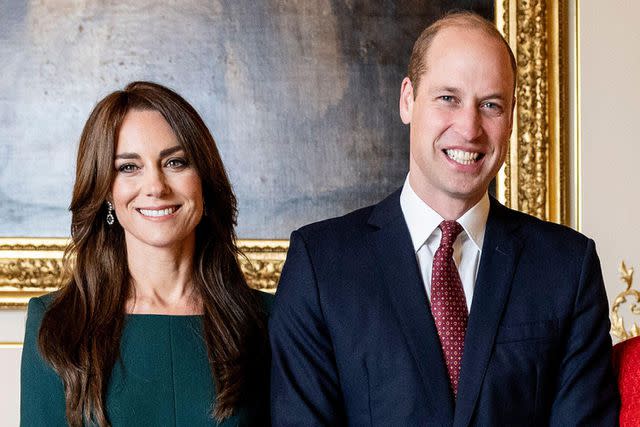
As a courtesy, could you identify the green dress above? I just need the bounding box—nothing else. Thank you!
[20,292,273,427]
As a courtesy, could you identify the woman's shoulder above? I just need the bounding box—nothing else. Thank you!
[23,291,64,352]
[29,291,57,309]
[21,293,68,425]
[253,289,275,314]
[25,292,59,330]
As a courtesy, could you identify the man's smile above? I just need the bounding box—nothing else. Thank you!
[444,148,485,165]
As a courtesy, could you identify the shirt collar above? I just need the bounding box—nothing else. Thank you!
[400,174,489,253]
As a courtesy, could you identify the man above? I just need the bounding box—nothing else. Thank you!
[270,12,619,426]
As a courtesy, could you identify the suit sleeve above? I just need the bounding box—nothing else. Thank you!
[270,231,345,426]
[549,239,620,425]
[20,297,67,427]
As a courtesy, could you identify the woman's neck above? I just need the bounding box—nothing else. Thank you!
[124,235,203,315]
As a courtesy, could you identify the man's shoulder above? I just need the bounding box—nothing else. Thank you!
[295,189,402,242]
[493,200,591,252]
[296,204,376,240]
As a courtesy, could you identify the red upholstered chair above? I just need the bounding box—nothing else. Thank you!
[613,335,640,426]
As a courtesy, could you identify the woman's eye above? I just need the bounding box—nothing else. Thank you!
[166,158,188,169]
[117,163,138,173]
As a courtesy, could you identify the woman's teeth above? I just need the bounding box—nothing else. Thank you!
[138,207,177,217]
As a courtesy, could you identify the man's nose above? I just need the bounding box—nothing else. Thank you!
[143,167,169,197]
[453,106,483,141]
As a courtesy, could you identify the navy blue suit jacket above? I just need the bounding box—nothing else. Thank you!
[270,191,619,426]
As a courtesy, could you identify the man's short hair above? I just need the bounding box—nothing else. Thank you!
[407,11,517,98]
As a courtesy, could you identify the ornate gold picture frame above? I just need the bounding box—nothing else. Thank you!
[0,0,569,308]
[495,0,569,224]
[0,239,287,308]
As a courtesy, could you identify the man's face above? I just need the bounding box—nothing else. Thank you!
[400,26,515,215]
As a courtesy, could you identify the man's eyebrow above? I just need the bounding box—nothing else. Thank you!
[431,86,462,94]
[429,86,509,101]
[114,146,184,160]
[483,93,508,101]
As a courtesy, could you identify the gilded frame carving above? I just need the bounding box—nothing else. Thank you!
[0,0,569,308]
[610,261,639,341]
[495,0,569,223]
[0,238,287,308]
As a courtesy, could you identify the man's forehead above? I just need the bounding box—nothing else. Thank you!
[422,26,515,93]
[429,25,507,58]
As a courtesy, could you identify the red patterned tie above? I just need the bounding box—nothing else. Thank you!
[431,220,468,396]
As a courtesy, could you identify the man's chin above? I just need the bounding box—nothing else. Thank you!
[444,185,489,204]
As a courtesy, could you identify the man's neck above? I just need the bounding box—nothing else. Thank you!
[408,175,485,221]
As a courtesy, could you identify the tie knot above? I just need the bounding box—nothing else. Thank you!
[438,220,463,249]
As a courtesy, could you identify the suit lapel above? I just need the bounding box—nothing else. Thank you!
[453,199,523,427]
[367,191,455,423]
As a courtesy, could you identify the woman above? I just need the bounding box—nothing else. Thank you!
[20,81,272,426]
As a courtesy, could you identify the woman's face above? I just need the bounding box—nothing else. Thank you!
[111,109,204,251]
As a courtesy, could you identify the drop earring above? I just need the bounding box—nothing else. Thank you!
[106,201,115,225]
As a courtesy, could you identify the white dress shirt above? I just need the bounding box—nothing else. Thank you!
[399,175,490,312]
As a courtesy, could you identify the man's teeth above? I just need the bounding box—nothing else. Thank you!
[139,207,177,217]
[445,149,480,165]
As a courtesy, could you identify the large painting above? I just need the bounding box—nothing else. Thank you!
[1,0,492,239]
[0,0,569,306]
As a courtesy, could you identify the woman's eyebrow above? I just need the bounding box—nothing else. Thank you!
[114,146,183,160]
[159,146,183,158]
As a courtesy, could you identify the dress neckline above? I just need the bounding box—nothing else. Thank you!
[125,313,203,318]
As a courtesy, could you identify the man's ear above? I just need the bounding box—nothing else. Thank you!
[399,77,414,125]
[508,96,517,134]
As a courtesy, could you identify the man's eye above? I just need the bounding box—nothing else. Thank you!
[482,102,500,110]
[118,163,138,173]
[440,95,454,102]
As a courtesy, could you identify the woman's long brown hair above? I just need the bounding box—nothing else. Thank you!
[38,81,268,426]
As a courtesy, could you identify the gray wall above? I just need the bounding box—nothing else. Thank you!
[0,0,491,238]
